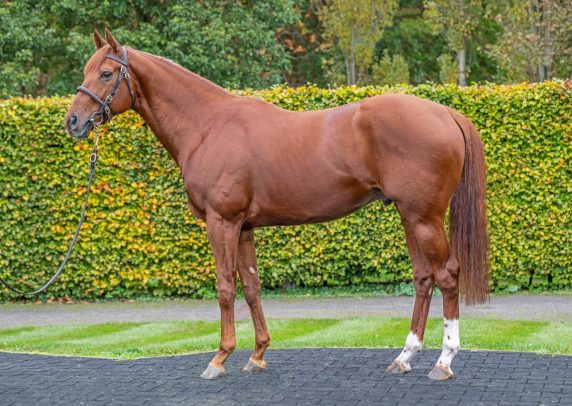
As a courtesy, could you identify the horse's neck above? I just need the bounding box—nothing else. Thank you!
[129,49,233,166]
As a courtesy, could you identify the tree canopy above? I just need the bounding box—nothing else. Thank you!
[0,0,570,97]
[0,0,298,97]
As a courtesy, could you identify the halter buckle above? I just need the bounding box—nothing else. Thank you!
[105,95,113,104]
[120,65,127,74]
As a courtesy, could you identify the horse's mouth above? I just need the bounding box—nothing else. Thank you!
[72,119,93,139]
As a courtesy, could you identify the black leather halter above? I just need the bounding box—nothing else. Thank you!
[76,46,135,124]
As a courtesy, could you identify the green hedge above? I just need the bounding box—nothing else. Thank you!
[0,81,570,301]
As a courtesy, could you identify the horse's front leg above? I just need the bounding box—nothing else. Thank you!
[236,229,270,373]
[200,213,242,380]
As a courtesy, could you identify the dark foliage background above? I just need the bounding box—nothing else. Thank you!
[2,0,570,97]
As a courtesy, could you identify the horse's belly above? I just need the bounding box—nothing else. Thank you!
[249,187,381,227]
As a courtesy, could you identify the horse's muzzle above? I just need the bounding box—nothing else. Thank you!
[67,116,93,139]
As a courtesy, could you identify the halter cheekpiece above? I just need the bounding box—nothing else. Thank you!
[76,46,135,124]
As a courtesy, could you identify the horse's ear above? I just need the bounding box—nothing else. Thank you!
[93,29,106,50]
[104,28,121,53]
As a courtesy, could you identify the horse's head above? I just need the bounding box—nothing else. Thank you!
[65,30,135,139]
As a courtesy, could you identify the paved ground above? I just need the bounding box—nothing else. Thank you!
[2,296,570,404]
[1,348,571,405]
[1,294,571,329]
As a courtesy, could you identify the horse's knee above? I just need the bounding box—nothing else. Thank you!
[434,257,460,294]
[217,284,236,308]
[243,283,260,306]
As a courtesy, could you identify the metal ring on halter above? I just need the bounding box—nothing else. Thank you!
[90,111,105,126]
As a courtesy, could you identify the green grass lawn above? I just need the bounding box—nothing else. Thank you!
[1,317,570,359]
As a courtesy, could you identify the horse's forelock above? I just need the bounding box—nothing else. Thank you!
[83,45,112,76]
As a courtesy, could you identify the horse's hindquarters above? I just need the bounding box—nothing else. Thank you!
[355,93,465,212]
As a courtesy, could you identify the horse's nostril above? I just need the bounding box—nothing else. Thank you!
[70,115,78,130]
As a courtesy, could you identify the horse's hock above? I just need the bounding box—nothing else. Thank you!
[1,349,571,405]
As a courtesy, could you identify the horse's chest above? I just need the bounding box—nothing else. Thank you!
[183,181,208,221]
[186,197,206,221]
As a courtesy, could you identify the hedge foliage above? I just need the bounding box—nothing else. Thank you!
[0,81,570,301]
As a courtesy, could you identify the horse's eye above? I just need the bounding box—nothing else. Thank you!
[100,71,113,79]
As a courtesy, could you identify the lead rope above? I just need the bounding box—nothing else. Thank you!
[0,119,101,296]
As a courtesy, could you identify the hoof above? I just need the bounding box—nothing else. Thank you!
[386,360,411,374]
[428,364,453,380]
[242,358,266,373]
[200,364,225,380]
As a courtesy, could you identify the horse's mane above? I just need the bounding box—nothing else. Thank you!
[84,45,231,98]
[135,49,232,97]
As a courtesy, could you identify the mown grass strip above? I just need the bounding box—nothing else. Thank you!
[0,317,570,359]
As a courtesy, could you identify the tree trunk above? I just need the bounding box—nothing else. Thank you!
[345,27,358,85]
[33,73,49,97]
[542,0,553,81]
[529,0,544,81]
[345,56,351,85]
[458,45,467,86]
[457,0,467,86]
[345,56,357,85]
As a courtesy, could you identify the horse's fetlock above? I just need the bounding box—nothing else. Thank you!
[404,331,423,352]
[257,334,270,348]
[220,341,236,354]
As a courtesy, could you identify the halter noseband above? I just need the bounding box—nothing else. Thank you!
[76,46,135,125]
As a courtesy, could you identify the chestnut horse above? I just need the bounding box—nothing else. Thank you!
[66,30,489,381]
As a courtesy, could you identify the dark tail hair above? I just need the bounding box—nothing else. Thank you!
[448,108,490,305]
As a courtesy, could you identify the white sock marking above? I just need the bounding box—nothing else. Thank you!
[395,331,422,370]
[436,318,460,370]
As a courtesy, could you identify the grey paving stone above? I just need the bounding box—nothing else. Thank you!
[0,349,570,405]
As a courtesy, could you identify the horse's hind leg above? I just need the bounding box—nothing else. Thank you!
[386,212,436,374]
[428,251,461,380]
[236,229,271,373]
[415,220,460,380]
[388,206,461,380]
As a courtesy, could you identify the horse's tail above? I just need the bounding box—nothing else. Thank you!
[447,108,490,305]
